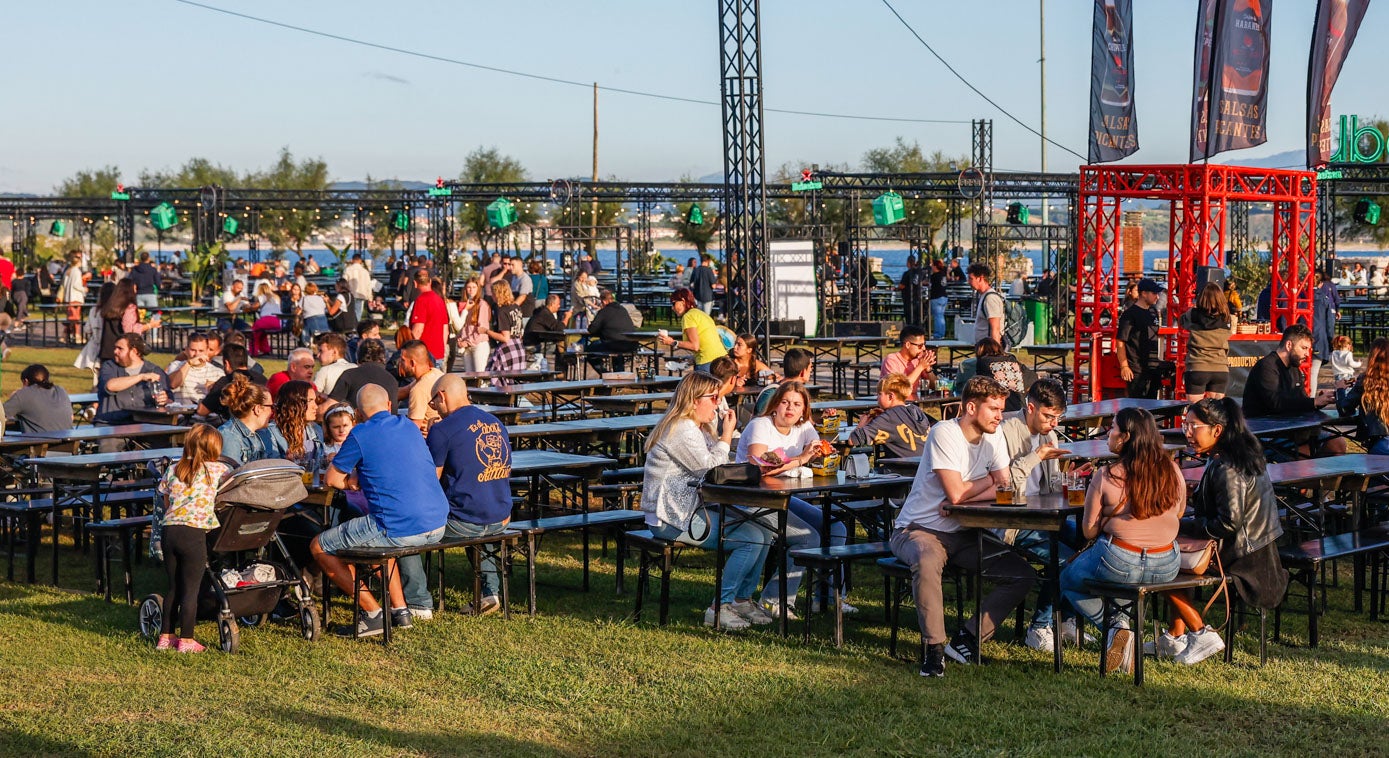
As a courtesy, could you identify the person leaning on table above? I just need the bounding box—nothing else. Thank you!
[888,375,1036,678]
[640,371,773,631]
[660,288,727,373]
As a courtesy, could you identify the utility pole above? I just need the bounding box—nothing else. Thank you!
[591,82,599,257]
[1039,0,1049,228]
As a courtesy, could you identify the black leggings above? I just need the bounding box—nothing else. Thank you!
[161,525,208,639]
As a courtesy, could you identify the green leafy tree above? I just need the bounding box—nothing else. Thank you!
[183,242,230,302]
[55,166,122,197]
[139,157,242,189]
[456,147,537,256]
[247,148,331,257]
[765,161,854,252]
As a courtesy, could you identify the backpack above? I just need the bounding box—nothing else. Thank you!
[985,290,1030,350]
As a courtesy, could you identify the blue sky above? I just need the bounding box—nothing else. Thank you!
[2,1,1383,194]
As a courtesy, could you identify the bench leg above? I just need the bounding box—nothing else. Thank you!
[658,547,672,627]
[614,531,627,597]
[526,534,538,617]
[1308,566,1320,648]
[802,565,816,644]
[581,526,591,592]
[888,576,901,659]
[633,550,649,622]
[1132,592,1146,687]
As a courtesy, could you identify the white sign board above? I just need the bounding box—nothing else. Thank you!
[768,239,819,337]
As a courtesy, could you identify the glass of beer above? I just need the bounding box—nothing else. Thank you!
[1066,472,1087,506]
[997,479,1015,505]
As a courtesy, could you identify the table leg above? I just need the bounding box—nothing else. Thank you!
[778,508,789,638]
[1049,529,1063,674]
[714,503,726,631]
[974,529,984,664]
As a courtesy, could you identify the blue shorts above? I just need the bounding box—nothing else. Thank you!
[316,514,444,555]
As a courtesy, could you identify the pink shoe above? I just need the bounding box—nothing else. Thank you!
[155,635,176,651]
[175,638,207,653]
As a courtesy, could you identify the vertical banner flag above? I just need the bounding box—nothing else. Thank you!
[1191,0,1273,161]
[1307,0,1371,167]
[1088,0,1139,163]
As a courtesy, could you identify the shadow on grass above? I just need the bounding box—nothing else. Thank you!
[286,707,575,757]
[0,728,96,757]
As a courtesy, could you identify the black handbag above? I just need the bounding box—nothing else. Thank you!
[703,463,760,486]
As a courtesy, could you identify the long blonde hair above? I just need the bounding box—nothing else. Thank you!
[1360,338,1389,422]
[645,372,722,454]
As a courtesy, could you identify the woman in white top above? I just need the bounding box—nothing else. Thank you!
[641,372,773,630]
[59,252,89,344]
[734,381,849,617]
[250,282,284,357]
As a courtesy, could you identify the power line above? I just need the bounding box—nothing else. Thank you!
[171,0,971,126]
[878,0,1087,162]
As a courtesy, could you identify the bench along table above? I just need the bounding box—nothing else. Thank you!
[941,493,1082,673]
[1061,398,1188,434]
[583,392,672,417]
[13,423,190,454]
[505,414,664,464]
[23,446,179,586]
[469,377,681,421]
[1056,439,1187,461]
[1026,343,1075,372]
[452,369,559,387]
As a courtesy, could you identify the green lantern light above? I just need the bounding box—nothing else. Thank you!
[49,220,66,237]
[391,211,410,232]
[687,205,704,225]
[150,202,178,231]
[222,216,240,236]
[487,197,517,229]
[872,192,905,226]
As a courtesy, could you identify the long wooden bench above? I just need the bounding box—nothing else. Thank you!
[790,541,893,646]
[88,515,153,603]
[508,509,646,615]
[1276,528,1389,647]
[332,530,521,645]
[2,488,157,585]
[877,556,969,662]
[1085,575,1227,686]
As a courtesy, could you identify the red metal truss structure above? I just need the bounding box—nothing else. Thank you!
[1074,164,1317,401]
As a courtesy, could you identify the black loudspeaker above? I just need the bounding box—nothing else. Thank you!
[1195,266,1226,292]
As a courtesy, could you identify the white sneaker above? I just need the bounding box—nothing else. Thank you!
[1173,627,1225,665]
[1143,631,1188,659]
[1024,625,1055,652]
[761,599,800,622]
[408,607,434,622]
[704,604,750,630]
[809,598,860,615]
[730,600,774,625]
[1060,618,1096,647]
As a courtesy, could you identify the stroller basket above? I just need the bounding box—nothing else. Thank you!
[209,506,288,553]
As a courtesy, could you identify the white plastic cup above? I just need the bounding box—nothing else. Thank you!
[836,469,847,484]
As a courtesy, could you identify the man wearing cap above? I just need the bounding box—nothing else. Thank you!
[1116,279,1164,398]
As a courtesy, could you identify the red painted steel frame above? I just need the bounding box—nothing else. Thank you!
[1074,164,1316,401]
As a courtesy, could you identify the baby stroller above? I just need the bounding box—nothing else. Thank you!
[138,459,320,653]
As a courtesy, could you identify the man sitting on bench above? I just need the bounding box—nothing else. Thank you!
[312,384,447,637]
[397,374,514,617]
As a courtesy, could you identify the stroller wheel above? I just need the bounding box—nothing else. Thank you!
[137,594,164,640]
[238,614,264,627]
[218,616,240,654]
[299,603,321,642]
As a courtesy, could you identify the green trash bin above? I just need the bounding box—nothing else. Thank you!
[1023,298,1051,344]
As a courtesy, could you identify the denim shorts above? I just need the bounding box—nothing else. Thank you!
[317,514,444,555]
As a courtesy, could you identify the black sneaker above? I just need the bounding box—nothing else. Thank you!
[355,610,384,637]
[944,630,977,665]
[390,608,414,630]
[919,644,946,677]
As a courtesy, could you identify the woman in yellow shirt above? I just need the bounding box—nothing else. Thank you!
[661,288,728,372]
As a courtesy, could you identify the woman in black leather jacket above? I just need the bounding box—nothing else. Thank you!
[1157,398,1288,665]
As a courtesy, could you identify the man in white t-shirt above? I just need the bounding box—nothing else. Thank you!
[313,333,356,398]
[889,375,1036,677]
[969,262,1004,347]
[220,279,250,331]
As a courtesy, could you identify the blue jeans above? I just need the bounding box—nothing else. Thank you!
[1060,535,1179,629]
[761,497,846,604]
[930,296,948,340]
[316,514,444,555]
[1011,525,1078,628]
[652,510,771,605]
[1371,436,1389,456]
[399,517,510,610]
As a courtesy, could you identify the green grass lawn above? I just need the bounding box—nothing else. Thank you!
[1,528,1386,757]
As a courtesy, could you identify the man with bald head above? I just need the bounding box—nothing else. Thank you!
[413,374,514,615]
[312,383,448,637]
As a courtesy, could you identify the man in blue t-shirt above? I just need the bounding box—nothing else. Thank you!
[313,383,447,637]
[410,374,513,615]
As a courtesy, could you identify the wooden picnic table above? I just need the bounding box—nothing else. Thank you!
[1026,343,1075,371]
[12,423,190,453]
[583,392,672,416]
[469,377,681,420]
[508,449,616,519]
[1061,398,1188,426]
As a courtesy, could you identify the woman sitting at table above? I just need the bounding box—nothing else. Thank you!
[735,381,850,618]
[1338,337,1389,455]
[731,333,775,386]
[265,380,323,472]
[216,373,280,465]
[250,281,284,357]
[848,373,933,458]
[1154,397,1287,666]
[660,288,728,373]
[1060,407,1184,675]
[641,372,773,630]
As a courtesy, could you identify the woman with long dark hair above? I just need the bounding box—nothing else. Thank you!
[1157,397,1288,665]
[1339,337,1389,455]
[266,380,323,471]
[455,276,491,373]
[1060,407,1184,674]
[730,333,773,385]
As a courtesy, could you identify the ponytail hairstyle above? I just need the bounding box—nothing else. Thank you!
[174,424,224,486]
[1111,408,1182,519]
[1186,397,1266,478]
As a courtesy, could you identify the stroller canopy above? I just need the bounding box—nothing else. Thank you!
[215,459,309,511]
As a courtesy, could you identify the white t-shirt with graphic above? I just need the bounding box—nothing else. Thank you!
[895,418,1008,533]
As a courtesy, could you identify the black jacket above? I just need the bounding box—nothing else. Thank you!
[1241,351,1314,418]
[588,302,638,349]
[1181,455,1282,561]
